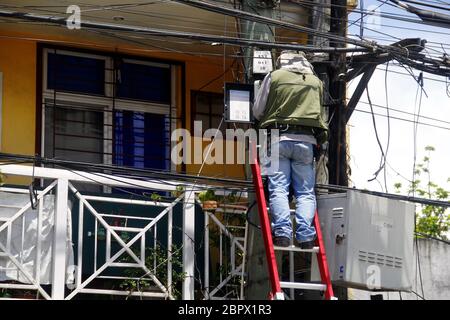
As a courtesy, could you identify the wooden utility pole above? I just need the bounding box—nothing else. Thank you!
[239,0,277,83]
[309,0,331,187]
[328,0,349,187]
[327,0,349,300]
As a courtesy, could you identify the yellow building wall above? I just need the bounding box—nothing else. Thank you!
[0,32,245,182]
[0,38,36,157]
[0,38,36,184]
[184,59,245,179]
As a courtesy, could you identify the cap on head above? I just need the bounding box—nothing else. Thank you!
[276,50,314,74]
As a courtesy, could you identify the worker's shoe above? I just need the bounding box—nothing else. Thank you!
[273,236,291,247]
[299,238,316,250]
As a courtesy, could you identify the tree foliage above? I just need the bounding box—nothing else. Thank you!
[394,146,450,240]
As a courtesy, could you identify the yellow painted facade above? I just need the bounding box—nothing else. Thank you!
[0,38,36,157]
[0,31,246,181]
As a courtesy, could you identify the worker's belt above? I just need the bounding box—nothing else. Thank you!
[266,124,314,135]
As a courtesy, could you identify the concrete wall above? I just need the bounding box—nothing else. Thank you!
[348,238,450,300]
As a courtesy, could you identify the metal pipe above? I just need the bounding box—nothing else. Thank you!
[239,221,249,300]
[35,199,43,283]
[94,218,98,272]
[106,229,111,261]
[153,224,157,274]
[140,233,146,268]
[51,178,69,300]
[82,195,172,207]
[219,229,223,284]
[77,203,84,288]
[167,208,173,297]
[204,211,209,298]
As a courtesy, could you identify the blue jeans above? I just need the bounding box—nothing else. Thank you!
[266,140,316,243]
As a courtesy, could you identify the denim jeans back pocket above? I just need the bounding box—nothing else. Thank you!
[292,142,313,165]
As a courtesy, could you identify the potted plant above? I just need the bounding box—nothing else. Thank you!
[171,185,185,198]
[198,190,217,211]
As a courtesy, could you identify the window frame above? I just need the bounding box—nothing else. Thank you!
[191,90,250,138]
[191,91,227,137]
[41,48,177,173]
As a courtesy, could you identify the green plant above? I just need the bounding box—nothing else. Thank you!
[0,289,12,298]
[150,192,162,203]
[119,244,185,299]
[198,189,216,202]
[223,191,238,204]
[171,185,185,198]
[394,146,450,240]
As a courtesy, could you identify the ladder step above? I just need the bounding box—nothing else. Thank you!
[274,245,319,253]
[280,282,326,291]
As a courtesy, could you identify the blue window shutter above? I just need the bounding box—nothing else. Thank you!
[116,62,171,104]
[114,111,169,171]
[47,53,105,95]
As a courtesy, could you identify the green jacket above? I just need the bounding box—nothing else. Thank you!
[258,69,329,144]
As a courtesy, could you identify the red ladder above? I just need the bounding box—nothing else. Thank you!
[250,152,335,300]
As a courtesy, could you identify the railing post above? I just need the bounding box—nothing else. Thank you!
[167,208,173,297]
[182,188,195,300]
[204,211,209,298]
[51,178,68,300]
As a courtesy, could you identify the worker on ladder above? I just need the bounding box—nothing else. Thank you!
[253,50,329,249]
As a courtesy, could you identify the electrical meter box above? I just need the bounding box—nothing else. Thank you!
[311,191,415,291]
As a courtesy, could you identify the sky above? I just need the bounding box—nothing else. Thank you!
[346,0,450,195]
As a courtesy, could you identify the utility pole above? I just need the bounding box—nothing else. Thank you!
[239,0,277,83]
[328,0,349,187]
[327,0,349,300]
[309,0,331,187]
[240,0,278,300]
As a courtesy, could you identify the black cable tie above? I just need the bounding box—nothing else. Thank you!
[29,155,39,210]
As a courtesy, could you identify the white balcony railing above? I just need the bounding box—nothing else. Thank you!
[0,164,249,300]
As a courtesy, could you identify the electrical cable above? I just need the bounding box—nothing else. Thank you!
[5,28,449,70]
[352,100,450,127]
[411,72,427,301]
[415,231,450,244]
[3,1,450,72]
[373,66,449,84]
[386,0,450,11]
[349,0,390,30]
[315,183,450,208]
[16,0,384,49]
[2,151,449,209]
[0,153,254,190]
[352,109,450,131]
[2,1,448,299]
[366,87,387,185]
[383,62,392,192]
[3,0,449,33]
[0,9,370,53]
[289,0,450,26]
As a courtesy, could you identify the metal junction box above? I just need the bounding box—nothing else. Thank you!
[311,191,415,291]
